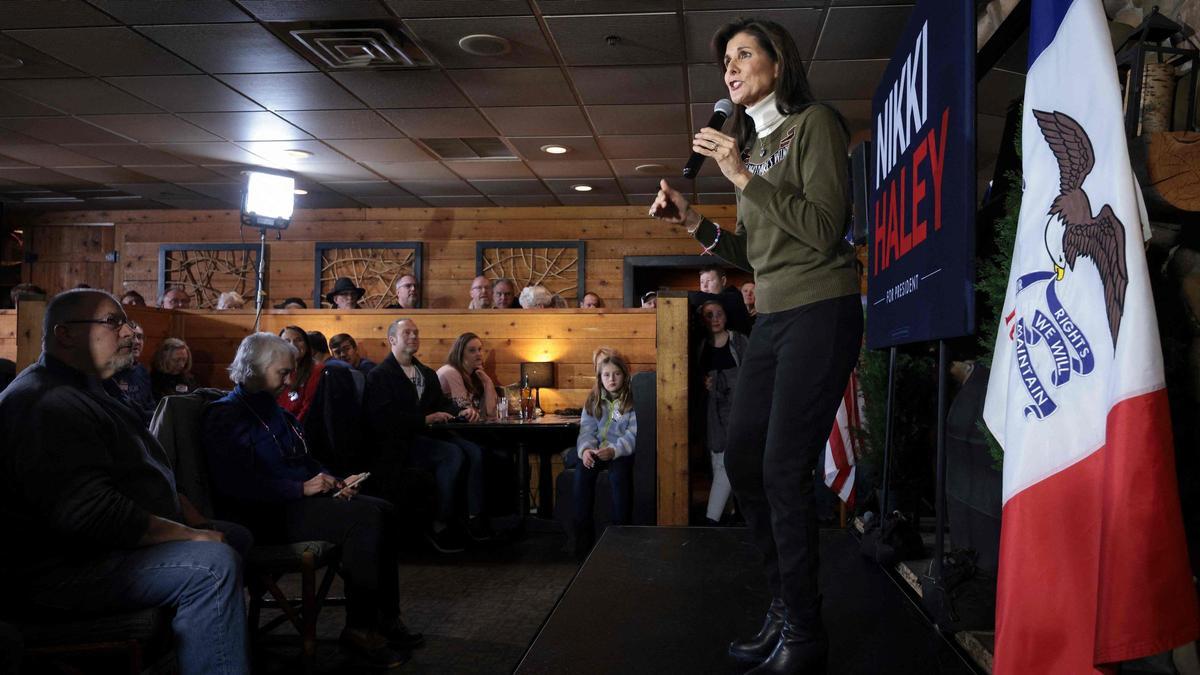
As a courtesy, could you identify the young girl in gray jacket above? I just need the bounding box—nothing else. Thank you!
[573,353,638,557]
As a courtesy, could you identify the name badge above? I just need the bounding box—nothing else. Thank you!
[175,383,189,393]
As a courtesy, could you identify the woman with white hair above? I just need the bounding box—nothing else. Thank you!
[518,285,553,309]
[201,332,421,668]
[215,291,245,310]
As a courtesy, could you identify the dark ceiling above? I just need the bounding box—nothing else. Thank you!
[0,0,1024,211]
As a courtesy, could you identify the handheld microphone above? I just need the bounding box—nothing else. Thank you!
[683,98,735,179]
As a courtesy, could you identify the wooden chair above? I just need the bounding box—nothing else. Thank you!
[15,608,174,675]
[150,391,346,663]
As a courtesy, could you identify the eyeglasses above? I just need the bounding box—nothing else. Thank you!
[60,316,129,331]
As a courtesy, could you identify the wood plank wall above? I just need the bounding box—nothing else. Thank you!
[16,205,738,310]
[0,310,15,362]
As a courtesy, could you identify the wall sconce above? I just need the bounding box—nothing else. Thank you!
[1115,8,1198,137]
[520,361,556,410]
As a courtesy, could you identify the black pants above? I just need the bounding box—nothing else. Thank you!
[239,495,400,630]
[725,294,862,622]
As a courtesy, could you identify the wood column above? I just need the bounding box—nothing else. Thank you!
[15,299,45,372]
[655,291,690,525]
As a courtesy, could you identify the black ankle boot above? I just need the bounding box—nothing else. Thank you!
[745,609,828,674]
[728,598,786,663]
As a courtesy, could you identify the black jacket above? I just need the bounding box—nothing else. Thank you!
[363,353,459,465]
[0,354,181,581]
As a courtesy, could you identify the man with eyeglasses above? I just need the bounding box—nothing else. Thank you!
[0,289,250,675]
[111,319,156,422]
[467,275,491,309]
[387,274,421,310]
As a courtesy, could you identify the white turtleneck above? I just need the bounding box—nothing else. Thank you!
[746,92,785,137]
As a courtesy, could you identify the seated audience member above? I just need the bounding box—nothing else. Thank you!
[151,337,198,400]
[330,333,377,374]
[437,333,498,420]
[9,282,46,308]
[277,325,324,422]
[492,278,517,309]
[121,289,146,306]
[364,319,490,552]
[696,300,748,525]
[159,286,192,310]
[327,277,364,310]
[518,285,553,309]
[741,281,757,319]
[216,291,245,310]
[1,289,249,675]
[468,276,492,309]
[549,293,568,308]
[388,274,420,310]
[691,265,752,334]
[202,333,417,667]
[111,320,156,421]
[308,330,338,367]
[573,353,638,557]
[580,292,604,309]
[640,291,658,309]
[274,297,308,310]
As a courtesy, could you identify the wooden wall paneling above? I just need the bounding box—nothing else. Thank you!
[0,310,16,362]
[15,299,45,371]
[124,305,179,370]
[27,225,114,293]
[655,293,690,526]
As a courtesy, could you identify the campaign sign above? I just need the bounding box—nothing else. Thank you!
[866,0,975,349]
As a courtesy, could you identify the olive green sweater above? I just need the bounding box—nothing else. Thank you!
[693,104,860,314]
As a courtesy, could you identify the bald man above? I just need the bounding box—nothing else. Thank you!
[0,290,249,675]
[468,276,492,309]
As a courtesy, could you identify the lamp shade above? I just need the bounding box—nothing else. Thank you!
[520,361,555,389]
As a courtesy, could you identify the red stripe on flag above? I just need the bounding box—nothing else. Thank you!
[994,390,1199,674]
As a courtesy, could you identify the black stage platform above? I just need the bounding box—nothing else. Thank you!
[517,527,976,674]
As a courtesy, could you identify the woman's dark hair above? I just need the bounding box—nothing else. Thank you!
[307,330,330,356]
[279,325,315,380]
[712,17,825,151]
[445,332,484,399]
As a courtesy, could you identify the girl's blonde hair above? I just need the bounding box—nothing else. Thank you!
[585,354,633,418]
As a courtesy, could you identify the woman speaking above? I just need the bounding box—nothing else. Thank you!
[650,17,862,675]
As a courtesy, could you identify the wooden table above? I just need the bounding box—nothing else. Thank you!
[430,414,581,521]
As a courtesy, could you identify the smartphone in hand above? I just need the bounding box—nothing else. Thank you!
[334,472,370,498]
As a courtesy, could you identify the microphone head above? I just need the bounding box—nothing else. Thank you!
[713,98,735,117]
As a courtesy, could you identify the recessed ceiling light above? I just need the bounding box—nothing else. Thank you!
[541,144,570,155]
[293,188,308,195]
[282,149,312,159]
[571,184,593,192]
[458,34,511,56]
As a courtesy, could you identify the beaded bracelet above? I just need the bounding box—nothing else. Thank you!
[700,224,721,255]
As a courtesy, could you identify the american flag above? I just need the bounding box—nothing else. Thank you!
[823,371,860,508]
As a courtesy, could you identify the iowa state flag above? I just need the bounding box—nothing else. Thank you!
[983,0,1199,672]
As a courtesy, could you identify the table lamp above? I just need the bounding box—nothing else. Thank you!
[520,361,556,411]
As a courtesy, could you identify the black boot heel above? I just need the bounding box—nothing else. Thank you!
[728,598,786,663]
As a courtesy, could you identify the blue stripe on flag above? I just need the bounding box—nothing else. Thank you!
[1028,0,1076,67]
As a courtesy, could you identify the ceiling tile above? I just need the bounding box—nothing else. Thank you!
[489,194,559,206]
[547,13,682,66]
[557,193,626,206]
[625,192,656,206]
[381,108,494,138]
[0,1,117,29]
[295,192,365,208]
[235,140,351,165]
[0,144,107,167]
[695,192,736,204]
[324,181,411,197]
[180,112,311,142]
[395,178,478,196]
[448,68,574,107]
[97,182,205,200]
[237,0,392,21]
[685,8,824,62]
[217,73,365,111]
[806,60,889,100]
[0,117,132,143]
[814,6,914,61]
[538,0,677,13]
[403,16,555,69]
[130,165,227,182]
[0,167,99,187]
[356,195,428,207]
[587,104,687,135]
[689,103,736,133]
[106,76,262,113]
[1,78,160,115]
[599,134,690,159]
[325,139,432,163]
[689,62,728,103]
[0,92,59,116]
[0,153,32,168]
[444,160,532,179]
[0,34,84,79]
[154,197,233,209]
[87,0,250,23]
[423,194,492,206]
[685,0,823,7]
[137,23,316,74]
[292,162,382,181]
[176,182,242,202]
[572,66,684,104]
[618,176,673,194]
[57,166,154,183]
[508,136,603,161]
[383,1,532,18]
[608,157,685,177]
[61,143,190,166]
[5,27,199,76]
[469,179,548,196]
[484,106,590,136]
[828,99,872,134]
[693,175,734,192]
[81,114,221,143]
[277,110,403,139]
[526,159,613,178]
[363,161,457,181]
[331,70,468,108]
[146,142,268,165]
